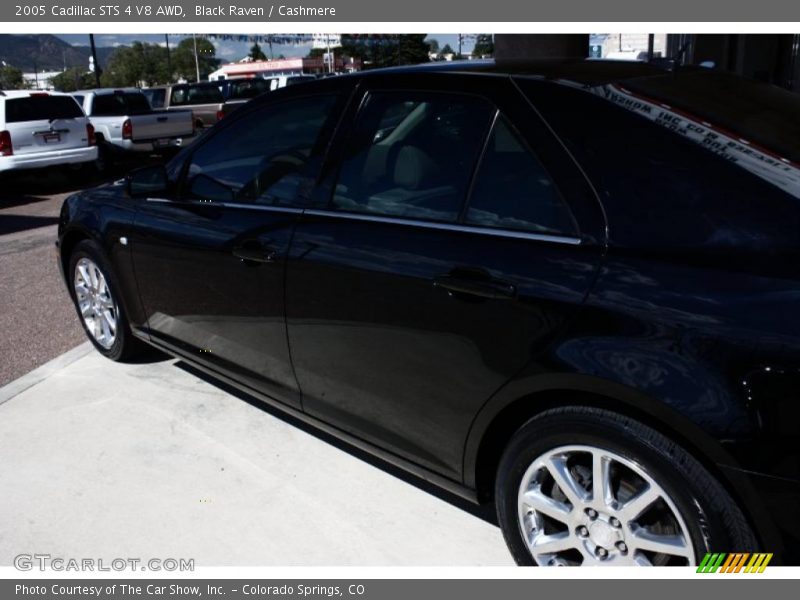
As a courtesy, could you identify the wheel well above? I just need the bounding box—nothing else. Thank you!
[472,389,765,543]
[60,230,91,278]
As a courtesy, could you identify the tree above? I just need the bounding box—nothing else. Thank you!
[472,34,494,58]
[440,44,454,56]
[397,34,430,66]
[341,34,430,70]
[172,37,219,82]
[100,42,171,87]
[249,42,267,61]
[50,68,95,92]
[307,47,326,59]
[0,65,24,90]
[426,38,440,54]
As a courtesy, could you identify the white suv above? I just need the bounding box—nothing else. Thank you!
[0,90,98,174]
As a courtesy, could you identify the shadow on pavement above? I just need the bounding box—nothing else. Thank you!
[0,214,60,235]
[173,359,500,527]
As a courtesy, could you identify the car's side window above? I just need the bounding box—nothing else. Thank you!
[465,115,577,236]
[331,91,494,223]
[183,94,340,206]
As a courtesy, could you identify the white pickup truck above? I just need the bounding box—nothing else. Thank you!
[72,88,194,169]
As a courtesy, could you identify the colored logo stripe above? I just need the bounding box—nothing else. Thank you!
[697,553,773,573]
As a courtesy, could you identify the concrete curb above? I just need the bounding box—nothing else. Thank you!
[0,341,93,406]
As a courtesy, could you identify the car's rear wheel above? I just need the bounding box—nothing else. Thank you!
[495,406,759,566]
[68,239,144,361]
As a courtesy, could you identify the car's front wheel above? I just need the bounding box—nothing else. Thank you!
[495,406,759,566]
[68,239,144,361]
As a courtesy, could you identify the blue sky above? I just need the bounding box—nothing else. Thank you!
[57,34,475,62]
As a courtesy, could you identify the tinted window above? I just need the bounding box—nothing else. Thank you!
[184,94,340,205]
[227,79,270,100]
[143,88,166,109]
[466,116,576,235]
[332,92,494,222]
[5,96,83,122]
[170,85,224,106]
[91,92,151,116]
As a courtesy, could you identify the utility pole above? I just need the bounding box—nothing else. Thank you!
[89,34,102,87]
[165,34,172,80]
[192,34,201,82]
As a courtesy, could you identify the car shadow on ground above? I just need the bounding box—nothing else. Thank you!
[0,214,60,235]
[172,359,500,527]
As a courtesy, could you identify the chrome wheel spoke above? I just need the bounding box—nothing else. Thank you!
[531,532,574,556]
[521,487,571,523]
[619,485,661,522]
[630,529,692,558]
[545,456,587,508]
[592,451,613,508]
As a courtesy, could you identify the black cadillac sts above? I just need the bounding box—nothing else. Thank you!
[57,60,800,566]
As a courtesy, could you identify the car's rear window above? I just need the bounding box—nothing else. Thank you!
[143,88,166,109]
[91,92,152,116]
[4,96,84,123]
[227,79,270,100]
[170,85,224,106]
[619,70,800,164]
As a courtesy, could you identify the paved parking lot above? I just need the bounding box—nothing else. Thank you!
[0,170,89,386]
[0,345,512,566]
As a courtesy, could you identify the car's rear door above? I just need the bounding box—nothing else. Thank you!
[3,94,89,154]
[128,82,352,408]
[285,73,606,479]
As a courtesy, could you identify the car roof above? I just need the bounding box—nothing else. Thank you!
[348,58,668,86]
[0,90,74,99]
[73,88,142,95]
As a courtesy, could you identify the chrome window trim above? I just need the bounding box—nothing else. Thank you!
[304,209,582,245]
[145,197,303,215]
[142,199,581,244]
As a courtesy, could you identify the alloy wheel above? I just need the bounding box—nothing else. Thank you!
[517,444,696,566]
[73,257,118,349]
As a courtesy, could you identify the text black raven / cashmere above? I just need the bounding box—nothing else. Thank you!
[57,59,800,566]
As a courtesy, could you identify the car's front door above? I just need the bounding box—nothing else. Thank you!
[129,88,349,408]
[285,74,606,478]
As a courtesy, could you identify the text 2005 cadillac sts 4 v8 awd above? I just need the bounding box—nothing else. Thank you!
[57,60,800,566]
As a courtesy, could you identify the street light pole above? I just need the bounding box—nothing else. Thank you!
[192,34,201,82]
[89,34,102,87]
[165,34,172,80]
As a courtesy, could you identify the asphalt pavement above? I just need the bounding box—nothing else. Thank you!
[0,169,89,386]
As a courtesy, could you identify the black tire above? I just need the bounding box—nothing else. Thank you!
[495,406,758,566]
[63,162,95,187]
[95,142,115,175]
[67,239,145,361]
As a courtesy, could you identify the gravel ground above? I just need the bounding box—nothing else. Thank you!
[0,169,106,386]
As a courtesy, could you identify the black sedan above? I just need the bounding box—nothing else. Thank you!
[56,59,800,566]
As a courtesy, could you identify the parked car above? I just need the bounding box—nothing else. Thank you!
[56,60,800,566]
[142,82,226,130]
[217,77,272,117]
[0,90,97,176]
[263,74,317,90]
[73,88,194,170]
